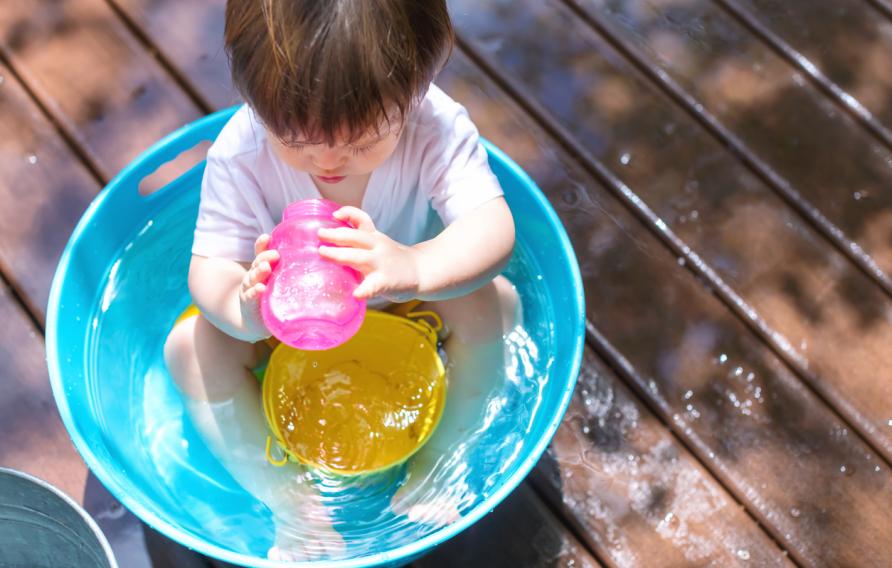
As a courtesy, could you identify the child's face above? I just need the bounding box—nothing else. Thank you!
[268,121,403,185]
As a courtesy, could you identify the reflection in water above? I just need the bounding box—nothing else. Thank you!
[90,192,554,560]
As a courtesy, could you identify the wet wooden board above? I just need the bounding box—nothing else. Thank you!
[0,0,202,178]
[0,284,86,500]
[0,60,160,568]
[438,54,790,567]
[723,0,892,134]
[568,0,892,293]
[449,0,892,466]
[0,62,97,319]
[446,5,892,566]
[415,483,602,568]
[109,0,236,111]
[533,349,792,567]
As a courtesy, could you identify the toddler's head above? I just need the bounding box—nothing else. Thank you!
[225,0,454,179]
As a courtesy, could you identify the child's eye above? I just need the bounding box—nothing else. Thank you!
[351,144,375,156]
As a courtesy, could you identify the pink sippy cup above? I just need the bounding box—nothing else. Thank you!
[260,199,366,350]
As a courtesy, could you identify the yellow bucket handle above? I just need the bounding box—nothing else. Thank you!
[406,310,443,337]
[265,436,288,467]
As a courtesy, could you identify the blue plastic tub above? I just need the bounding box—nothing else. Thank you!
[47,106,584,566]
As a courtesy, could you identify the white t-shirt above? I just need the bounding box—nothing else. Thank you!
[192,85,504,266]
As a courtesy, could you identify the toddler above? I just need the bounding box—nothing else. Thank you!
[164,0,520,560]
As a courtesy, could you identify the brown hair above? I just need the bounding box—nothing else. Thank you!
[225,0,454,146]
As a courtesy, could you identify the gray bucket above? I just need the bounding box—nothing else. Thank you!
[0,468,117,568]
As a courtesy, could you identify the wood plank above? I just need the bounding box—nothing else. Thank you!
[0,60,163,568]
[534,348,792,567]
[415,483,602,568]
[451,0,892,466]
[442,19,892,567]
[0,0,203,178]
[721,0,892,134]
[0,284,87,500]
[566,0,892,289]
[109,0,236,111]
[437,55,792,566]
[0,61,97,317]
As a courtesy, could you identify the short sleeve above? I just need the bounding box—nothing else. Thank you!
[191,154,264,263]
[419,101,504,226]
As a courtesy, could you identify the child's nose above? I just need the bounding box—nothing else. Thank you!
[313,147,347,170]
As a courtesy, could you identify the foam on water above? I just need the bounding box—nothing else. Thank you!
[87,191,555,560]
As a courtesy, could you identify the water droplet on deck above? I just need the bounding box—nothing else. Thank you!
[737,549,750,560]
[876,465,882,472]
[887,419,892,427]
[27,154,38,165]
[718,353,728,364]
[790,507,801,518]
[582,425,590,434]
[683,390,693,400]
[840,464,855,476]
[854,191,863,201]
[689,210,699,220]
[677,257,686,266]
[619,152,631,165]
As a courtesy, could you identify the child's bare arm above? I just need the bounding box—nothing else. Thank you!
[188,235,279,342]
[318,197,514,302]
[412,197,515,300]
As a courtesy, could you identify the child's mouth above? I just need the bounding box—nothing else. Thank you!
[316,174,346,184]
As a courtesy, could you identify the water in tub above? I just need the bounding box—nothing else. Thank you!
[89,192,554,560]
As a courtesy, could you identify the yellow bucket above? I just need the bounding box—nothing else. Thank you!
[262,310,447,476]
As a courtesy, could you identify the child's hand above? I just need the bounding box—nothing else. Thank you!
[318,207,421,302]
[239,234,279,338]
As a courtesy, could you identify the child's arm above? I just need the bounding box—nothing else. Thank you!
[318,197,514,302]
[412,197,514,300]
[188,235,279,342]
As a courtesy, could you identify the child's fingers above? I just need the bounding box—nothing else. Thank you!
[242,282,266,300]
[254,249,280,267]
[318,245,371,271]
[255,261,272,279]
[254,233,271,256]
[317,227,374,249]
[353,273,384,299]
[333,206,375,232]
[242,282,266,302]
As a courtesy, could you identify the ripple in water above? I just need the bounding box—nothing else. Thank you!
[88,191,554,561]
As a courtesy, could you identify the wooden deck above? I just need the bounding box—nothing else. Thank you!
[1,0,891,566]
